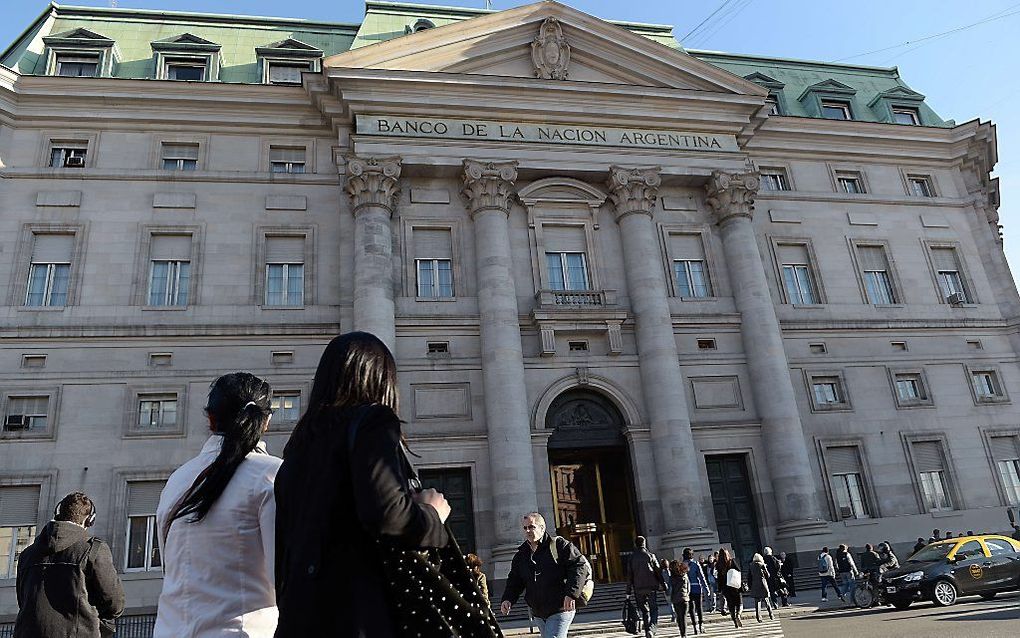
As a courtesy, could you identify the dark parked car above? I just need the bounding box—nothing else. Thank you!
[882,534,1020,609]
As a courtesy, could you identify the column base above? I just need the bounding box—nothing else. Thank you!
[658,528,720,559]
[490,542,523,581]
[775,518,831,541]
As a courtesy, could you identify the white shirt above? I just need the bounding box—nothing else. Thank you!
[154,435,282,638]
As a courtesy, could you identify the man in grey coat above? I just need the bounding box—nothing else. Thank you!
[627,536,665,638]
[15,492,125,638]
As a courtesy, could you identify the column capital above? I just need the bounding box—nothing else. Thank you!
[343,155,402,216]
[605,166,661,221]
[705,170,760,225]
[461,159,519,217]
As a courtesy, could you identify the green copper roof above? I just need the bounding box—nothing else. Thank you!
[0,1,945,125]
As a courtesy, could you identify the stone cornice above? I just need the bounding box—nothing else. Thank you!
[705,170,760,225]
[605,165,661,221]
[460,159,518,217]
[343,155,402,215]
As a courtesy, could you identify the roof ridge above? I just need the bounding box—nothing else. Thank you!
[52,2,361,31]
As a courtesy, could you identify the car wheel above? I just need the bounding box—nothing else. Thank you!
[932,580,958,607]
[892,600,912,610]
[979,592,996,600]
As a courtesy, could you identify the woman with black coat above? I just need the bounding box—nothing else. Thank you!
[715,548,743,629]
[273,332,452,637]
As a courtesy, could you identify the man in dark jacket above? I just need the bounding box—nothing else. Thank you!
[15,492,124,638]
[779,551,796,598]
[501,512,586,638]
[626,536,665,638]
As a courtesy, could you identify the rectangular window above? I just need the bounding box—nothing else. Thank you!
[765,95,780,115]
[821,100,852,120]
[760,169,790,191]
[836,172,865,194]
[271,391,301,423]
[857,245,896,304]
[826,446,870,519]
[0,485,40,579]
[671,233,711,298]
[147,234,192,307]
[269,146,306,174]
[546,252,589,291]
[264,236,305,306]
[413,228,454,298]
[778,244,817,304]
[892,107,920,125]
[137,395,177,430]
[25,233,74,308]
[990,436,1020,505]
[125,481,164,571]
[812,378,841,405]
[931,247,968,303]
[972,370,1003,399]
[908,175,934,197]
[48,144,87,168]
[913,441,953,512]
[161,143,199,171]
[4,396,49,432]
[166,61,205,81]
[267,61,310,85]
[895,375,921,400]
[55,53,99,77]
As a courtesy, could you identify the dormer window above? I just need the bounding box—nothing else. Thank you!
[765,95,780,115]
[151,33,221,82]
[43,28,117,78]
[799,79,857,121]
[166,60,206,81]
[869,86,927,125]
[256,38,323,86]
[821,100,852,120]
[892,107,920,125]
[412,19,436,33]
[267,61,310,85]
[55,53,99,77]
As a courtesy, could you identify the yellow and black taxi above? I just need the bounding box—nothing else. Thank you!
[882,534,1020,609]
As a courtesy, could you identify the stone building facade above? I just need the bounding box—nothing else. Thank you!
[1,0,1018,615]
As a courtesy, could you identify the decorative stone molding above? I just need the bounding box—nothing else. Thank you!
[605,166,661,221]
[344,155,401,215]
[460,159,518,217]
[705,170,760,225]
[531,17,570,80]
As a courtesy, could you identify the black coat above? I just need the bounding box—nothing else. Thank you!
[15,521,125,638]
[749,562,771,599]
[764,554,785,592]
[501,534,586,620]
[273,404,448,638]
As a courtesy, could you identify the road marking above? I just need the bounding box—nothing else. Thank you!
[562,616,786,637]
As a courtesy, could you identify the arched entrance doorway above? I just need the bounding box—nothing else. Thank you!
[546,389,637,583]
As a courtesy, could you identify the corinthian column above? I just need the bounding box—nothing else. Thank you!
[344,155,401,351]
[461,159,538,572]
[605,166,714,550]
[705,170,828,537]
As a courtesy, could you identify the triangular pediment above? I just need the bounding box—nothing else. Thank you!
[266,38,321,51]
[868,85,925,106]
[46,28,112,42]
[798,78,856,100]
[325,1,766,95]
[154,33,219,46]
[744,72,784,89]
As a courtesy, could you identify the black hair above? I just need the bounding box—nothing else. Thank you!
[170,372,272,524]
[55,492,94,525]
[635,535,646,548]
[682,547,693,560]
[289,332,399,447]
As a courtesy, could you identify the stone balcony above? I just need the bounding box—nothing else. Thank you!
[535,288,617,308]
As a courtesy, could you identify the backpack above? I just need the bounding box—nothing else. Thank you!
[817,553,829,574]
[622,595,640,634]
[835,551,852,573]
[550,536,595,607]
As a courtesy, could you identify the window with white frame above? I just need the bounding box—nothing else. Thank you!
[908,175,935,197]
[856,244,896,304]
[764,95,780,115]
[971,369,1005,401]
[148,235,192,307]
[670,233,711,298]
[48,143,87,168]
[269,146,306,174]
[161,142,198,171]
[990,435,1020,505]
[267,60,311,85]
[412,228,454,298]
[777,243,818,304]
[25,234,74,307]
[930,246,969,303]
[165,59,206,81]
[124,481,164,571]
[547,252,588,291]
[825,446,871,519]
[4,396,49,433]
[912,440,954,512]
[892,370,932,407]
[137,394,177,430]
[836,171,865,194]
[55,53,99,77]
[271,391,301,424]
[892,107,920,125]
[759,168,790,191]
[0,485,40,579]
[812,376,843,406]
[264,236,305,306]
[821,100,852,120]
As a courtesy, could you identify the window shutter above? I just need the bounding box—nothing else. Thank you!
[542,225,587,253]
[0,485,41,527]
[778,243,809,265]
[126,481,165,517]
[162,143,199,160]
[913,441,946,473]
[827,446,862,475]
[265,236,305,263]
[150,235,192,261]
[857,245,889,271]
[931,247,959,272]
[670,233,706,260]
[412,228,453,259]
[990,436,1020,461]
[31,234,74,263]
[269,146,305,163]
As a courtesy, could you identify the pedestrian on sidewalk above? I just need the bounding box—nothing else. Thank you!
[14,492,125,638]
[705,553,720,613]
[627,536,665,638]
[817,547,844,603]
[716,548,743,629]
[749,553,774,623]
[155,372,281,638]
[834,544,859,606]
[763,547,787,608]
[668,561,691,637]
[779,552,796,598]
[660,559,675,623]
[682,548,708,634]
[466,554,490,607]
[501,513,587,638]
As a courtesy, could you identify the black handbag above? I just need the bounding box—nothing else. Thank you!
[622,596,640,634]
[349,408,503,637]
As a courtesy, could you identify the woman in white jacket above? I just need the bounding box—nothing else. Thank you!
[154,372,282,638]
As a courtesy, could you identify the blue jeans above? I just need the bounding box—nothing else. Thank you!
[536,610,575,638]
[819,575,841,599]
[838,572,856,599]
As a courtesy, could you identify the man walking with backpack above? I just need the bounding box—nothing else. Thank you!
[834,544,859,605]
[627,536,666,638]
[501,512,589,638]
[817,546,845,603]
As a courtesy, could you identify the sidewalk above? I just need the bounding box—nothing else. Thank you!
[501,595,853,635]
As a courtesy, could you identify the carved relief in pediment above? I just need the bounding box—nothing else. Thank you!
[531,17,570,80]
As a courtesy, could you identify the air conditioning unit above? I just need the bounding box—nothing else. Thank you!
[4,415,26,430]
[64,155,85,168]
[946,292,966,305]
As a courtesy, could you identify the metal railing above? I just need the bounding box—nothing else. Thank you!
[535,289,617,307]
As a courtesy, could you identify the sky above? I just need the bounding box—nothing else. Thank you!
[4,0,1020,276]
